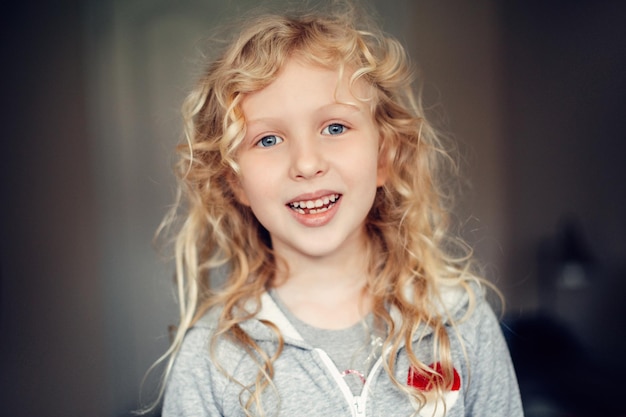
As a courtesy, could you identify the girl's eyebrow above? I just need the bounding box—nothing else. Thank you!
[311,102,365,120]
[319,101,362,113]
[245,102,364,127]
[313,102,367,122]
[244,118,282,131]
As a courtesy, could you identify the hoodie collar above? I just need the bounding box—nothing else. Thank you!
[234,283,471,346]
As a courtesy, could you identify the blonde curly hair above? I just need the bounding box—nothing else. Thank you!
[150,2,484,415]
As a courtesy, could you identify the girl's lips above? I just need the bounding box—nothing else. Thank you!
[286,193,342,227]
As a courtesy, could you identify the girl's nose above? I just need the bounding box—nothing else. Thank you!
[289,137,328,180]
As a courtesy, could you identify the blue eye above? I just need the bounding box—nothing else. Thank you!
[257,135,283,147]
[322,123,347,135]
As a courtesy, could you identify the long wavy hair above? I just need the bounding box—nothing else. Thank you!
[150,2,483,415]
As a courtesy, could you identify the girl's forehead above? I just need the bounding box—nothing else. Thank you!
[242,57,374,106]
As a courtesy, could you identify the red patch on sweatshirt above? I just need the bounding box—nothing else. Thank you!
[407,362,461,391]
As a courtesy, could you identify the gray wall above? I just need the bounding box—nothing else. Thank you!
[1,1,624,415]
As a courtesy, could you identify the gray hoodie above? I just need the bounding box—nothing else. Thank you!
[162,286,523,417]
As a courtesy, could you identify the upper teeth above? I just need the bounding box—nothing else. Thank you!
[290,194,339,209]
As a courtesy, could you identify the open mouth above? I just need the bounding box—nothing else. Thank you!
[287,193,341,214]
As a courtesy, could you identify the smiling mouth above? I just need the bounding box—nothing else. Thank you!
[287,194,341,214]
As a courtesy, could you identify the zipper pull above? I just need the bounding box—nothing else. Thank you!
[353,396,365,416]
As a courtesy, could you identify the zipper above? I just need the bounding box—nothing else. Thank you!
[315,347,390,417]
[316,349,357,415]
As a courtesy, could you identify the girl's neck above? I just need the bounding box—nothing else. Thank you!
[271,238,372,330]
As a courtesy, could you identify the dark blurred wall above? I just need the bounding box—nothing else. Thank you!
[0,1,108,416]
[501,0,626,358]
[502,0,626,309]
[500,2,626,414]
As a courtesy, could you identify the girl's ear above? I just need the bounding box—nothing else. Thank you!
[227,170,250,206]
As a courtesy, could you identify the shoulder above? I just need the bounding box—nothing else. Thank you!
[174,303,277,378]
[166,306,245,392]
[438,280,504,350]
[162,325,218,416]
[163,308,250,416]
[434,280,517,385]
[166,325,215,391]
[173,308,221,366]
[441,281,524,416]
[434,278,494,325]
[178,307,252,370]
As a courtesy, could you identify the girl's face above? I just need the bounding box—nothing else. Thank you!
[234,58,386,262]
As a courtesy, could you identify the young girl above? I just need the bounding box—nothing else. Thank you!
[156,3,522,417]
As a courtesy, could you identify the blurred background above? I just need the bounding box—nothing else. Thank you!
[1,0,625,416]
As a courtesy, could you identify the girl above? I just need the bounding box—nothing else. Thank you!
[156,3,523,417]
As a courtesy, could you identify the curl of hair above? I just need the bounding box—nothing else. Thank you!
[147,2,486,415]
